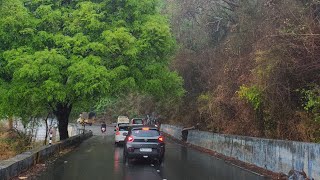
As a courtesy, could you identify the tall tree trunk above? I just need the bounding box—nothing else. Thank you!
[8,116,13,130]
[53,103,72,140]
[43,112,50,145]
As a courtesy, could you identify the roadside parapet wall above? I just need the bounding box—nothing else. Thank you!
[160,124,183,141]
[0,131,92,180]
[187,130,320,179]
[160,124,320,179]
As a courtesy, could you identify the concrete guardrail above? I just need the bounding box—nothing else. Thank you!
[161,124,320,179]
[0,131,92,180]
[160,124,183,140]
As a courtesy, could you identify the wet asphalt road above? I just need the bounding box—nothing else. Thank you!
[37,125,266,180]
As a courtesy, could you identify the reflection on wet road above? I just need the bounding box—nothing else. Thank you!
[37,126,266,180]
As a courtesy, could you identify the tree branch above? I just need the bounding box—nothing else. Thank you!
[222,0,239,9]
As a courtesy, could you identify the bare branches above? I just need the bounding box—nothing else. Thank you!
[206,17,223,32]
[166,0,320,141]
[267,33,320,37]
[222,0,240,10]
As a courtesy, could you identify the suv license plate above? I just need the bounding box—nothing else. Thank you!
[140,148,152,152]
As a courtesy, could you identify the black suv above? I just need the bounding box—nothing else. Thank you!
[123,126,165,164]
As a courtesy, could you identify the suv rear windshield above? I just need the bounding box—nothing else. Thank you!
[118,123,129,126]
[119,126,129,131]
[132,129,159,137]
[132,119,143,124]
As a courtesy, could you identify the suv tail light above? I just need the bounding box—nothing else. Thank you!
[115,127,120,135]
[158,136,164,142]
[128,136,134,142]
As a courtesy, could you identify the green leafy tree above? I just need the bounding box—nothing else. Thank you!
[301,85,320,122]
[0,0,184,140]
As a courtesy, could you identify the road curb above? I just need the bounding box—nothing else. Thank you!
[0,131,93,180]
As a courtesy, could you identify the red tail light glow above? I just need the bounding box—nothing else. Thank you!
[115,127,120,135]
[158,136,164,142]
[128,136,134,142]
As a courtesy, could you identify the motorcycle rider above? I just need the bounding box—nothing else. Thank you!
[101,121,107,133]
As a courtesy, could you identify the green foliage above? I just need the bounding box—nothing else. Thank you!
[198,93,210,101]
[94,97,115,114]
[102,27,137,56]
[0,81,9,118]
[0,0,183,128]
[238,85,263,110]
[301,85,320,122]
[143,64,184,99]
[94,93,152,121]
[0,0,36,50]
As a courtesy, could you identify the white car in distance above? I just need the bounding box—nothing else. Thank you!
[115,124,130,145]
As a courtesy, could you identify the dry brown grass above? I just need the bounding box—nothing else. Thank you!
[0,132,17,160]
[0,123,32,160]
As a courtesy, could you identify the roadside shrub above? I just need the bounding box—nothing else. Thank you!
[301,85,320,122]
[238,85,263,110]
[0,124,32,160]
